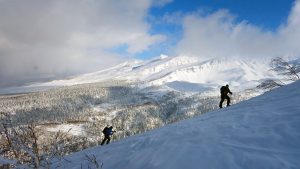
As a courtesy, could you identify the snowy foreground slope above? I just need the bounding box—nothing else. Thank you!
[54,81,300,169]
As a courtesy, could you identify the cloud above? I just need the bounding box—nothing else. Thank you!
[0,0,166,87]
[175,1,300,60]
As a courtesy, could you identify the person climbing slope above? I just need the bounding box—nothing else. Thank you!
[219,84,232,108]
[101,126,115,145]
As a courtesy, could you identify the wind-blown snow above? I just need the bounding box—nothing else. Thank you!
[54,80,300,169]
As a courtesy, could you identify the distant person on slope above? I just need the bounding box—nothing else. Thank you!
[219,84,232,108]
[101,126,115,145]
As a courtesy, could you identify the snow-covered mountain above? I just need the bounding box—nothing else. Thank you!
[53,80,300,169]
[0,55,281,95]
[36,55,276,89]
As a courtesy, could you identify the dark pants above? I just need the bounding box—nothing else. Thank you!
[219,94,230,108]
[101,135,111,145]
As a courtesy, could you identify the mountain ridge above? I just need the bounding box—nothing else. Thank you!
[8,56,276,92]
[1,55,281,95]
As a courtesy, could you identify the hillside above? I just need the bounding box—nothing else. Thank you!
[54,80,300,169]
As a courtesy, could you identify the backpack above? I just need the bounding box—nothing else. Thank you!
[220,86,226,93]
[102,127,109,135]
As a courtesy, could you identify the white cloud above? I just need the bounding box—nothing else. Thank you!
[176,1,300,61]
[0,0,166,87]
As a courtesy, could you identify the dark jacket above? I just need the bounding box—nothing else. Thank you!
[220,86,232,96]
[103,127,114,136]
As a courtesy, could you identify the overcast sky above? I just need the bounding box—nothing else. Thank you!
[0,0,299,87]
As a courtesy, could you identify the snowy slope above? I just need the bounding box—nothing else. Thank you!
[1,55,280,95]
[37,55,276,89]
[54,80,300,169]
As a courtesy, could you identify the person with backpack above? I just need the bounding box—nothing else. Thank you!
[219,84,232,108]
[101,125,115,145]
